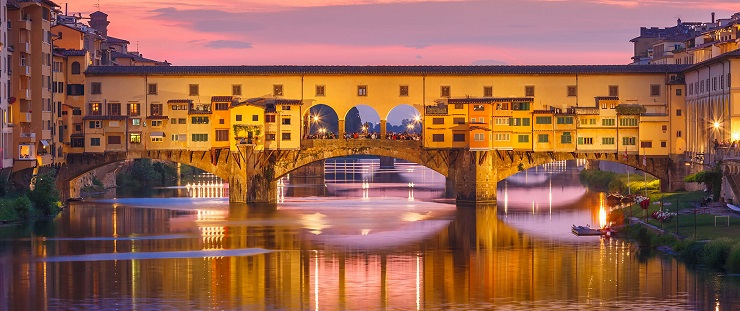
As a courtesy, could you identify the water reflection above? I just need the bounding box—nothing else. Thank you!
[1,159,739,310]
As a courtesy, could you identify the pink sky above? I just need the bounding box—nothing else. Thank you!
[63,0,740,66]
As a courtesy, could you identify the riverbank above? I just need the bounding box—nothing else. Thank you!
[0,172,63,223]
[609,190,740,272]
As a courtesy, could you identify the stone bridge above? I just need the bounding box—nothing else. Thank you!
[42,140,678,203]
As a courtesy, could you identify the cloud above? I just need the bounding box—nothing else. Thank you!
[204,40,254,49]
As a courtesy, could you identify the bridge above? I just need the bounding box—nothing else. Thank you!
[44,139,677,204]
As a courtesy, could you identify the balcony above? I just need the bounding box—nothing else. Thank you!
[18,89,30,100]
[18,19,31,30]
[18,131,36,144]
[20,112,32,122]
[17,42,30,53]
[19,65,30,76]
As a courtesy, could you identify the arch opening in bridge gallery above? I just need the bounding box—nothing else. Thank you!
[344,104,380,137]
[386,104,421,136]
[303,104,339,138]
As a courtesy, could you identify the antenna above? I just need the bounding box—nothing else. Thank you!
[94,0,100,10]
[136,41,140,52]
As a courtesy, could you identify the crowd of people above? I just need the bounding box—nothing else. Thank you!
[305,131,421,141]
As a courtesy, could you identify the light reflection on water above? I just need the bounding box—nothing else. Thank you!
[0,159,739,310]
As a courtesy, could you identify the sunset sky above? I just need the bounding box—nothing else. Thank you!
[65,0,740,66]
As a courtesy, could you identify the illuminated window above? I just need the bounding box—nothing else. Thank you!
[130,133,141,144]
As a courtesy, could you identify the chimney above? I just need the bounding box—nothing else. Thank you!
[89,11,110,37]
[712,12,715,24]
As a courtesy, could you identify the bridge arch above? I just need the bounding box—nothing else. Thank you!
[386,104,421,134]
[345,104,380,135]
[304,103,339,137]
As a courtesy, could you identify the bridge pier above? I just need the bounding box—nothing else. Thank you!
[448,150,498,203]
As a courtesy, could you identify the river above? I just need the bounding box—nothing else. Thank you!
[1,159,739,310]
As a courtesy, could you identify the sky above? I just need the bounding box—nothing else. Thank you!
[66,0,740,66]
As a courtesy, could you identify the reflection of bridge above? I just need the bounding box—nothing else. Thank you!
[47,139,677,203]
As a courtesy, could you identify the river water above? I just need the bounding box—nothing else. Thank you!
[1,159,740,310]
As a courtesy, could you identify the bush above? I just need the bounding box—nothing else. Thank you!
[680,240,706,265]
[12,196,32,220]
[27,172,60,216]
[703,238,733,269]
[725,243,740,273]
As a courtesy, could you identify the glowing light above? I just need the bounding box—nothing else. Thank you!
[599,205,607,229]
[713,121,721,130]
[733,132,739,141]
[414,115,421,123]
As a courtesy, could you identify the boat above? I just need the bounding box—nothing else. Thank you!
[571,225,616,237]
[67,197,84,202]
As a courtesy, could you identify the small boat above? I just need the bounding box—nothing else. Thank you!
[572,225,616,237]
[67,197,84,202]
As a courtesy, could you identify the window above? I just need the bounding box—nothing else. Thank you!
[455,104,464,109]
[567,85,577,97]
[399,85,409,97]
[650,84,660,96]
[281,118,291,125]
[252,115,259,121]
[676,88,682,96]
[178,118,186,124]
[518,135,529,143]
[107,135,121,145]
[151,103,164,116]
[453,133,466,142]
[432,134,444,142]
[151,120,163,127]
[89,121,101,128]
[191,134,208,142]
[357,85,367,96]
[474,133,485,141]
[236,115,243,121]
[721,75,725,89]
[473,105,485,111]
[556,116,574,124]
[689,83,693,95]
[561,132,572,144]
[265,133,276,141]
[108,103,121,116]
[148,83,157,95]
[622,137,636,145]
[129,133,141,144]
[602,119,615,126]
[216,129,229,141]
[577,137,593,145]
[71,61,81,74]
[677,131,682,138]
[316,85,325,97]
[219,119,225,125]
[232,84,242,96]
[189,84,199,96]
[641,141,653,148]
[128,103,140,116]
[495,133,510,141]
[171,134,186,141]
[67,84,84,96]
[273,84,283,96]
[266,115,276,123]
[90,137,100,146]
[215,103,229,110]
[535,116,552,124]
[432,118,444,125]
[713,77,717,91]
[661,141,667,148]
[676,109,682,116]
[662,125,668,132]
[602,137,615,145]
[512,102,530,111]
[608,85,619,97]
[191,116,209,124]
[440,86,451,97]
[620,118,638,127]
[71,138,84,147]
[151,136,163,143]
[281,133,291,141]
[453,117,465,124]
[481,86,493,97]
[131,119,141,126]
[538,134,549,143]
[700,80,705,93]
[89,102,101,115]
[525,85,535,97]
[91,82,102,94]
[495,117,508,125]
[282,105,291,111]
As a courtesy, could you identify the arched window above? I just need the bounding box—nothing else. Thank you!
[71,61,80,74]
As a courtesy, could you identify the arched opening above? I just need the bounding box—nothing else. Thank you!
[345,104,380,138]
[71,61,81,74]
[303,104,339,139]
[386,104,422,136]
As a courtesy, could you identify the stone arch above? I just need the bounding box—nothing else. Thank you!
[303,103,339,137]
[385,104,421,134]
[344,104,380,135]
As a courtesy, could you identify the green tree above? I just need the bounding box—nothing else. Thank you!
[27,172,60,216]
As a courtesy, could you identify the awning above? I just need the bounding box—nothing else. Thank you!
[150,132,165,137]
[40,140,50,147]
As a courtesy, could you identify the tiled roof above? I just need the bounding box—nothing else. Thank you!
[167,99,192,104]
[211,96,234,102]
[146,115,169,119]
[447,97,533,104]
[57,49,87,57]
[595,96,619,100]
[111,51,163,64]
[106,36,130,44]
[86,64,691,76]
[532,110,554,114]
[232,97,302,108]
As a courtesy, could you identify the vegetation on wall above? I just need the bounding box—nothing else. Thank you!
[233,124,261,138]
[579,169,659,193]
[615,104,646,115]
[684,163,722,200]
